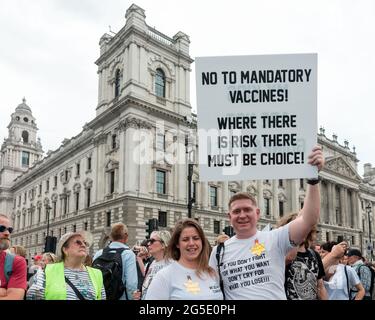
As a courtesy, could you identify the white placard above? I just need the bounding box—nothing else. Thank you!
[195,53,317,182]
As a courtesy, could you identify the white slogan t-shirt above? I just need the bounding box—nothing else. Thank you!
[209,224,293,300]
[145,261,223,300]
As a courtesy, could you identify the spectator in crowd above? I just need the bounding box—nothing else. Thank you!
[10,245,26,258]
[134,230,172,299]
[322,242,365,300]
[278,213,327,300]
[215,234,230,246]
[145,218,223,300]
[93,222,137,300]
[27,231,105,300]
[28,252,57,288]
[346,249,373,300]
[0,214,27,300]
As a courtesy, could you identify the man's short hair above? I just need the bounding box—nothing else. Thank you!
[110,223,128,241]
[228,192,257,210]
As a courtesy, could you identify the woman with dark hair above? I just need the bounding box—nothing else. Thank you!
[145,218,223,300]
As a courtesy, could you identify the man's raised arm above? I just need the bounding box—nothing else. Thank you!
[289,145,324,246]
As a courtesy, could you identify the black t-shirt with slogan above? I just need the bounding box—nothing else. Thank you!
[285,248,325,300]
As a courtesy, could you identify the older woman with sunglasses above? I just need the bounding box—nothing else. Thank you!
[27,231,106,300]
[145,219,223,300]
[133,230,172,299]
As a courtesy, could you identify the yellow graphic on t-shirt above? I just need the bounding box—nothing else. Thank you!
[251,239,265,256]
[184,276,200,294]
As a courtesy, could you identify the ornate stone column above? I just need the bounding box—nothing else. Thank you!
[339,186,346,226]
[328,182,336,225]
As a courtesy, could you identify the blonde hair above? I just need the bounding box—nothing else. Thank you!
[42,252,57,264]
[11,245,26,258]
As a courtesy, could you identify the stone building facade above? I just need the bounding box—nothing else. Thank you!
[0,4,374,261]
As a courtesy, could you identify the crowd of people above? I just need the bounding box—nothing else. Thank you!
[0,145,374,300]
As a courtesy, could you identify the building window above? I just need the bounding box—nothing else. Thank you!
[54,176,57,187]
[300,179,304,189]
[210,186,218,207]
[72,224,76,232]
[106,211,111,227]
[278,179,283,187]
[192,182,197,204]
[65,170,69,182]
[110,171,115,194]
[75,192,79,211]
[22,130,29,143]
[64,227,67,234]
[46,179,50,191]
[76,163,80,176]
[155,68,165,97]
[22,151,30,167]
[351,236,355,245]
[59,228,62,238]
[86,188,91,207]
[214,220,220,234]
[84,222,88,231]
[37,207,41,223]
[264,198,270,216]
[114,69,121,98]
[156,133,165,151]
[63,197,68,215]
[279,201,284,217]
[300,201,304,209]
[158,211,167,227]
[112,134,117,149]
[53,202,57,218]
[87,157,92,171]
[39,184,42,195]
[156,170,166,194]
[326,232,330,241]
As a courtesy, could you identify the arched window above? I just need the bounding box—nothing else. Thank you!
[22,130,29,143]
[155,68,165,97]
[114,69,121,98]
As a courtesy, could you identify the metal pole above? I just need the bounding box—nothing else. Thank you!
[368,205,373,262]
[188,164,193,219]
[46,205,50,237]
[185,135,192,219]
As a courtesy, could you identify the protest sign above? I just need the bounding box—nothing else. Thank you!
[195,53,317,181]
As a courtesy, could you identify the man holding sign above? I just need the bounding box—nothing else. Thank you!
[209,146,324,299]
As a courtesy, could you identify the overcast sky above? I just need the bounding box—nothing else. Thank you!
[1,0,374,175]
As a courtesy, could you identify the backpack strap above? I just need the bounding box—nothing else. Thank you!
[343,265,351,300]
[215,243,225,300]
[4,252,15,283]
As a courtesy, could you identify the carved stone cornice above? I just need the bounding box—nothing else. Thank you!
[92,133,107,146]
[119,117,152,131]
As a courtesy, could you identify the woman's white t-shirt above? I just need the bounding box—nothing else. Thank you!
[145,261,223,300]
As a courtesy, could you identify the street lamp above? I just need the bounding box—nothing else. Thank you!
[366,203,373,262]
[185,135,195,219]
[44,204,57,253]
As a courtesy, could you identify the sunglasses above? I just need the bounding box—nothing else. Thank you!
[147,238,162,245]
[73,239,89,247]
[0,225,14,234]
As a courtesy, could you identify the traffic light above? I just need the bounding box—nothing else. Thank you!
[223,226,235,237]
[44,236,57,253]
[146,218,159,239]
